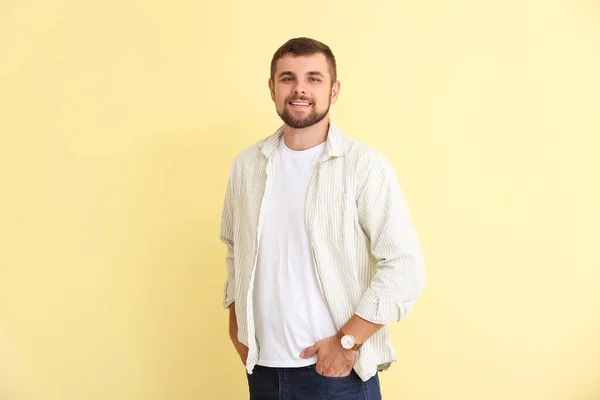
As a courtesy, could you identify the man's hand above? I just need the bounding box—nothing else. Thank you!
[299,335,357,377]
[232,338,249,366]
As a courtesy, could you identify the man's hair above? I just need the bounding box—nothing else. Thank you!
[270,37,337,84]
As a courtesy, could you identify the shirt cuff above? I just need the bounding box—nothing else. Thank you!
[354,287,414,325]
[222,280,235,309]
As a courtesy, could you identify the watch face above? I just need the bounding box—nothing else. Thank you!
[341,334,356,349]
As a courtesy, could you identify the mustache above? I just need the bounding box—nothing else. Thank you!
[286,96,312,102]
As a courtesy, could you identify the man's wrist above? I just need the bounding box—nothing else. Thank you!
[339,314,384,348]
[336,328,362,351]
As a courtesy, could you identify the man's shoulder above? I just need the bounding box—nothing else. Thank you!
[227,124,391,170]
[339,130,400,190]
[340,131,389,166]
[342,133,374,154]
[229,132,276,168]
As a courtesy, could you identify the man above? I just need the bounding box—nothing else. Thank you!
[220,37,426,399]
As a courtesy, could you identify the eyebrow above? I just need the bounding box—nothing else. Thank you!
[278,71,325,78]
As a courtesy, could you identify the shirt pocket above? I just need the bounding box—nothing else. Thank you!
[315,192,348,244]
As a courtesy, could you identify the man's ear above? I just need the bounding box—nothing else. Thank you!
[268,79,275,101]
[330,80,341,105]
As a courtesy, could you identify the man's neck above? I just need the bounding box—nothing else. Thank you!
[283,117,330,151]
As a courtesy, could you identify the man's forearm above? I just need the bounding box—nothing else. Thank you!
[228,302,238,341]
[341,314,384,345]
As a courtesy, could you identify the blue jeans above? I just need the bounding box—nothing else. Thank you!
[246,364,382,400]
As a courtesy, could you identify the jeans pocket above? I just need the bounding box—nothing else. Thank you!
[311,364,354,380]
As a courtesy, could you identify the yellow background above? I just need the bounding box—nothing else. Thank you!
[1,0,599,399]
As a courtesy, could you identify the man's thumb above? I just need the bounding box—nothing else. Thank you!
[300,343,319,359]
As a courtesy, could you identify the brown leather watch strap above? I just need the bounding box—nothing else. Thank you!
[336,329,361,351]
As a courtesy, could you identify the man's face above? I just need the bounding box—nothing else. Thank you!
[269,53,340,129]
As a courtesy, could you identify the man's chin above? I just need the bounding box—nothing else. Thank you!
[286,122,309,129]
[279,114,314,129]
[278,108,329,129]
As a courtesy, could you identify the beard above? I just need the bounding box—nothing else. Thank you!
[277,96,331,129]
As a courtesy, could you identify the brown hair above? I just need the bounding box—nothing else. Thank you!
[270,37,337,84]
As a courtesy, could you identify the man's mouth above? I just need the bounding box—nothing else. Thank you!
[288,100,312,108]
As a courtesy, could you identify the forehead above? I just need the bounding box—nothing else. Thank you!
[274,53,329,75]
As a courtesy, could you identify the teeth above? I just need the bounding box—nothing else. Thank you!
[291,102,309,106]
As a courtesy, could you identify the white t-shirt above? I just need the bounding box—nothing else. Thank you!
[253,138,338,368]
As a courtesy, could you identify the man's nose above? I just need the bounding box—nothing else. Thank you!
[293,85,306,95]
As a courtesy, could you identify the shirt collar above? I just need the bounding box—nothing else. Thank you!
[260,120,345,160]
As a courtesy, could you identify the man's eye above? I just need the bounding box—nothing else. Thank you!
[282,77,293,82]
[310,77,321,82]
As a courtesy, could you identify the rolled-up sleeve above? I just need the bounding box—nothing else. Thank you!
[354,150,426,325]
[220,164,236,309]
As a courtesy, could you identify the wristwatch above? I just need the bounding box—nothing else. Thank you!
[336,329,361,351]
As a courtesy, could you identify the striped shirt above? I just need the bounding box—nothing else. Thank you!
[220,120,426,382]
